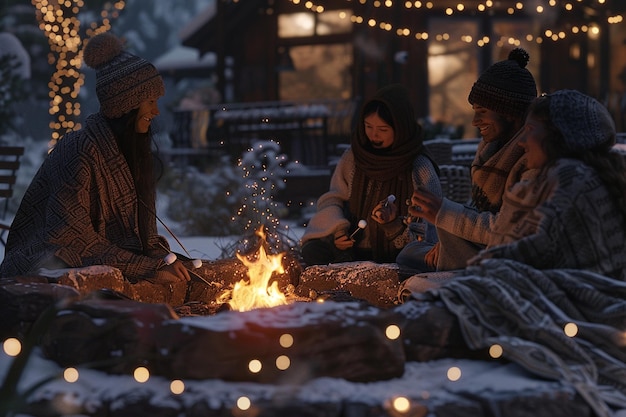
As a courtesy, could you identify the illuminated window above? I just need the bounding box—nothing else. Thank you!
[279,13,315,38]
[279,43,353,100]
[316,10,352,36]
[278,10,352,38]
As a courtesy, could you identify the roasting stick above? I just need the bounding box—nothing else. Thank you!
[139,199,203,269]
[138,202,213,292]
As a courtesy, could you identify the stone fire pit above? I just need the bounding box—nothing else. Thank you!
[0,257,593,417]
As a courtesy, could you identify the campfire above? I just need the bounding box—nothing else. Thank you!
[215,226,293,312]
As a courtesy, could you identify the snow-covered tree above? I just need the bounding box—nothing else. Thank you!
[160,140,297,257]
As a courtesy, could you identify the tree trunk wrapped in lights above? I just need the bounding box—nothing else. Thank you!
[31,0,126,147]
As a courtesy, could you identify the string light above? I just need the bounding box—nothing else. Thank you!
[32,0,126,148]
[288,0,623,47]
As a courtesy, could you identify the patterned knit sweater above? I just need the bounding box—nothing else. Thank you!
[0,113,170,281]
[472,158,626,279]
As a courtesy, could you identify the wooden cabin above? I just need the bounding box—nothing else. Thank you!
[168,0,625,168]
[169,0,625,214]
[180,0,626,129]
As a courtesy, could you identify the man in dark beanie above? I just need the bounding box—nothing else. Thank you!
[0,32,191,286]
[397,48,538,272]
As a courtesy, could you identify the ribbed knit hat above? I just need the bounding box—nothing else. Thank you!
[468,48,537,119]
[548,89,615,151]
[83,32,164,119]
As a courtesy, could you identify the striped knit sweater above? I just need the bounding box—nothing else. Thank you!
[0,113,170,281]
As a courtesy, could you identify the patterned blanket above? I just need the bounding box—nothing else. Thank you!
[410,259,626,416]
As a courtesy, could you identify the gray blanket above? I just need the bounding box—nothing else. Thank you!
[411,259,626,416]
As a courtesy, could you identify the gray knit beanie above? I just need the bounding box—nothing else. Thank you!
[83,32,164,118]
[468,48,537,119]
[548,89,615,151]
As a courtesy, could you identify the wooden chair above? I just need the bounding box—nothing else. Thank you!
[0,146,25,246]
[438,164,472,204]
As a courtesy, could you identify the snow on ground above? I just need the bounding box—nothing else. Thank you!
[0,343,552,414]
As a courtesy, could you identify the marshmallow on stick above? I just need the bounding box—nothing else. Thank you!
[163,252,177,265]
[349,219,368,240]
[383,194,396,207]
[163,252,202,269]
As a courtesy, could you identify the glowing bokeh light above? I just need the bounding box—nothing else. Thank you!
[279,333,294,348]
[63,367,79,383]
[447,366,462,381]
[276,355,290,370]
[489,344,503,358]
[392,396,411,412]
[249,359,263,373]
[385,324,401,340]
[170,379,185,394]
[133,366,150,383]
[237,396,251,410]
[2,338,21,356]
[564,322,578,337]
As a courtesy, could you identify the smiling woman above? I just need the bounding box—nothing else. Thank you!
[135,98,160,133]
[0,32,193,286]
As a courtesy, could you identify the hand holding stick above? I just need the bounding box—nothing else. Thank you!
[372,195,398,224]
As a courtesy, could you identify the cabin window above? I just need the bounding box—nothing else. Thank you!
[427,18,538,138]
[279,43,353,100]
[278,10,352,38]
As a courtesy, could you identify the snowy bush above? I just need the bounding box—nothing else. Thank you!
[159,140,290,241]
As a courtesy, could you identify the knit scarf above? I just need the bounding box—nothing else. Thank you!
[348,84,426,262]
[470,133,526,213]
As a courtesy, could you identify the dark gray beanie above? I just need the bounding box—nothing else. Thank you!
[549,90,615,151]
[83,32,165,118]
[468,48,537,119]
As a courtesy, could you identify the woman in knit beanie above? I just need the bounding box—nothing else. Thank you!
[471,90,626,278]
[397,48,538,272]
[300,84,441,265]
[0,32,191,285]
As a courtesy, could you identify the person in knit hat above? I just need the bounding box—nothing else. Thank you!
[300,84,442,265]
[397,48,538,272]
[469,89,626,278]
[0,32,191,286]
[397,92,626,416]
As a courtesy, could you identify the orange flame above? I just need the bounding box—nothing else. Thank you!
[219,227,289,312]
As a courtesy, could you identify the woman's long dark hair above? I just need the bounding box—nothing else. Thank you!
[529,95,626,223]
[108,109,163,253]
